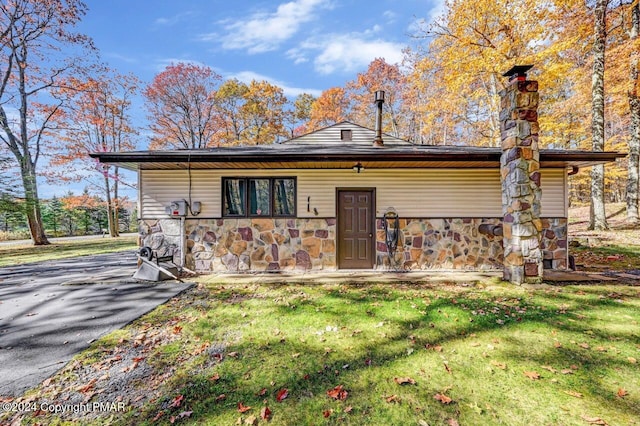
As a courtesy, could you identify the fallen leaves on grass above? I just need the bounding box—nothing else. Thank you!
[628,357,637,364]
[541,365,558,373]
[490,360,507,370]
[76,378,97,393]
[152,410,164,421]
[616,388,628,398]
[260,406,272,421]
[323,409,332,418]
[394,377,416,385]
[523,371,540,380]
[327,385,348,400]
[215,394,226,402]
[244,415,258,425]
[580,415,609,425]
[384,394,400,403]
[209,373,220,382]
[276,388,288,402]
[170,394,184,408]
[237,402,251,413]
[169,411,192,424]
[563,390,583,398]
[434,393,453,404]
[444,363,452,374]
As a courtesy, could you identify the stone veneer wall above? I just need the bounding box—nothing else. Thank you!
[138,217,567,273]
[375,218,504,270]
[540,218,568,269]
[184,218,336,272]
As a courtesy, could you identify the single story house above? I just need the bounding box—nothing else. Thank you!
[92,70,624,283]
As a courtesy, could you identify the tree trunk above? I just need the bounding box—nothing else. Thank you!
[627,2,640,224]
[628,92,640,223]
[104,174,118,237]
[590,0,609,230]
[112,166,120,237]
[20,160,49,245]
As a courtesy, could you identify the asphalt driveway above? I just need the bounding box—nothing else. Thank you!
[0,251,192,397]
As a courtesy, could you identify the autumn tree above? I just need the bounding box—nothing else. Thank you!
[0,0,94,245]
[52,70,137,237]
[307,87,350,131]
[61,189,104,235]
[590,0,611,230]
[405,53,462,145]
[626,0,640,223]
[411,0,572,147]
[213,79,288,145]
[145,63,223,149]
[284,93,316,137]
[241,80,288,144]
[346,58,409,138]
[214,79,249,145]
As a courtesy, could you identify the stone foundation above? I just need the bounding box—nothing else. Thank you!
[540,218,568,269]
[137,217,568,273]
[184,218,336,272]
[375,218,504,271]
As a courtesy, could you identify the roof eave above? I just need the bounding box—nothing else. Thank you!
[90,150,626,171]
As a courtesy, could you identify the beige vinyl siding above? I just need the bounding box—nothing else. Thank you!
[140,170,219,217]
[140,168,567,219]
[540,168,567,217]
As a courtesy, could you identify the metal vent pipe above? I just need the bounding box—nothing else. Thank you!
[373,90,385,147]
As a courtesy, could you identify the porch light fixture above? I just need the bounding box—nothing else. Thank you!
[353,162,364,173]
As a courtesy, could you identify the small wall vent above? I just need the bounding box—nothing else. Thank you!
[341,129,352,141]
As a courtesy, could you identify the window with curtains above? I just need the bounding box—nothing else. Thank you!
[222,177,296,217]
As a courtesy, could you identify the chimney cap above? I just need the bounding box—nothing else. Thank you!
[502,64,533,80]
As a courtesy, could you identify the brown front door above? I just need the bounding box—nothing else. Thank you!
[337,190,375,269]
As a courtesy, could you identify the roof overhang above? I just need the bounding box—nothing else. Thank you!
[90,146,626,171]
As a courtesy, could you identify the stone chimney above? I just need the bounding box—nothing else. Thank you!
[499,65,543,284]
[373,90,385,147]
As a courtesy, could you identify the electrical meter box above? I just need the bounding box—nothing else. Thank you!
[165,200,187,216]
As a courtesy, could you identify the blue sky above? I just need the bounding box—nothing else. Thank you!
[79,0,442,97]
[38,0,444,199]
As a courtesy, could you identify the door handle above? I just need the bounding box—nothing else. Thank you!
[369,233,373,238]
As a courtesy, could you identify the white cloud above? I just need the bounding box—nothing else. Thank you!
[383,10,397,23]
[294,32,404,75]
[426,0,446,24]
[153,11,194,27]
[211,0,332,54]
[228,70,322,98]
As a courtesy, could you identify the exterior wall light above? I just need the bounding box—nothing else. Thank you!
[353,162,364,173]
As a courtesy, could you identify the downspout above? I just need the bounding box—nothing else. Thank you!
[180,216,185,268]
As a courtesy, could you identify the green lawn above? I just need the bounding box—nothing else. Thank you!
[6,280,639,426]
[0,236,138,267]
